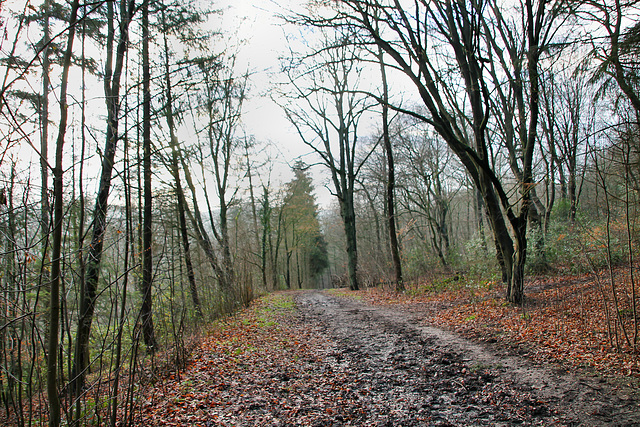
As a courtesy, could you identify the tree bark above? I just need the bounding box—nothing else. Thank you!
[342,193,359,290]
[259,186,271,289]
[40,0,50,237]
[48,1,80,424]
[162,12,202,318]
[72,0,134,395]
[378,47,403,291]
[337,0,556,304]
[141,0,157,351]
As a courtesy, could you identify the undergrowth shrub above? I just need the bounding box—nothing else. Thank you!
[530,217,630,274]
[461,236,498,278]
[403,245,441,280]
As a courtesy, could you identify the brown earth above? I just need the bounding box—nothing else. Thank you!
[138,289,640,426]
[296,290,640,426]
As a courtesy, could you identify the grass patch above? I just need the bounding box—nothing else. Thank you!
[326,288,362,299]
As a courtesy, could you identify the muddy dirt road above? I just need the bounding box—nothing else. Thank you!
[296,291,640,426]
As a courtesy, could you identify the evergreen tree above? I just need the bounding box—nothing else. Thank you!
[281,162,329,288]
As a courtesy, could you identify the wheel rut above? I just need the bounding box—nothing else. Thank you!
[296,290,640,426]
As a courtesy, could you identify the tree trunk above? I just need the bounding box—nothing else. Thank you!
[608,1,640,117]
[141,0,157,351]
[162,15,202,318]
[476,171,517,299]
[284,226,291,289]
[509,230,527,305]
[475,188,488,252]
[272,205,283,289]
[259,186,271,289]
[296,248,302,289]
[568,158,577,224]
[219,201,235,297]
[378,47,403,291]
[179,151,226,293]
[341,193,359,291]
[40,0,50,237]
[110,114,134,427]
[71,0,134,395]
[167,144,203,318]
[175,179,202,317]
[48,1,80,424]
[245,142,261,273]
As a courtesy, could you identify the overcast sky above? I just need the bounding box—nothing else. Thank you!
[211,2,320,201]
[214,0,341,208]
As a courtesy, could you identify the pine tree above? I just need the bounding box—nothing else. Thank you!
[281,162,328,288]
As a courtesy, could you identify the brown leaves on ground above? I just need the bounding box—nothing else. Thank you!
[345,265,640,380]
[135,267,640,425]
[136,292,366,426]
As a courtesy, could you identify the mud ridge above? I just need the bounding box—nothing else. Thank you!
[296,291,640,426]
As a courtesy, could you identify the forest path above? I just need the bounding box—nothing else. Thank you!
[139,290,640,426]
[295,290,639,426]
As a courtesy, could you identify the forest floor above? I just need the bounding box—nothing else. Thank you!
[138,280,640,426]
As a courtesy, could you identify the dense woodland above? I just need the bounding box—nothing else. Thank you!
[0,0,638,425]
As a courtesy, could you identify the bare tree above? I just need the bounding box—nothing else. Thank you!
[573,0,640,117]
[160,10,203,318]
[140,0,158,351]
[72,0,136,395]
[556,71,594,223]
[279,30,374,291]
[48,2,80,424]
[378,47,403,290]
[397,123,460,269]
[198,57,247,301]
[308,0,563,304]
[40,0,51,238]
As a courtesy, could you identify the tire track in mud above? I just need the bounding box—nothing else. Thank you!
[296,290,640,426]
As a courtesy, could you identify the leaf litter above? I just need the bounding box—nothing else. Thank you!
[138,282,640,426]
